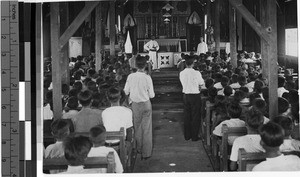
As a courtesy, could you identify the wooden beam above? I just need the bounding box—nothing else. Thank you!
[266,0,278,118]
[60,2,70,86]
[58,1,99,50]
[95,3,103,72]
[260,0,268,79]
[206,0,211,43]
[109,1,116,57]
[228,0,273,44]
[50,3,62,120]
[229,4,237,68]
[214,0,220,54]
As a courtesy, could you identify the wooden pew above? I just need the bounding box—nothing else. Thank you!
[200,96,208,139]
[43,151,115,173]
[219,125,247,171]
[204,101,214,147]
[238,148,300,171]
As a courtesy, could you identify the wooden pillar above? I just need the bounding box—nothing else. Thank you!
[260,0,268,80]
[60,2,70,86]
[50,3,62,120]
[266,0,278,118]
[109,1,116,57]
[229,4,237,68]
[95,3,103,72]
[214,0,221,54]
[206,0,211,43]
[236,1,242,51]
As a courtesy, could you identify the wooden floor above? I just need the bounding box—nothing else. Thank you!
[133,69,214,172]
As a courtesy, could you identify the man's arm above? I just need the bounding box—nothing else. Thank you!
[126,127,134,142]
[230,161,238,171]
[147,77,155,98]
[123,75,130,95]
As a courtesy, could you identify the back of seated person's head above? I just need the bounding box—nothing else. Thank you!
[106,87,121,103]
[285,81,295,91]
[135,55,147,69]
[84,78,92,86]
[248,72,256,82]
[231,74,238,83]
[278,97,290,115]
[278,76,285,88]
[73,71,82,80]
[282,92,289,100]
[252,98,266,114]
[73,81,83,92]
[287,89,299,105]
[67,96,79,110]
[227,103,242,118]
[91,92,101,108]
[233,90,246,103]
[234,68,241,75]
[254,80,264,94]
[78,90,92,107]
[221,76,229,87]
[239,86,249,94]
[259,122,284,148]
[205,78,214,89]
[261,87,269,103]
[237,75,247,86]
[64,135,93,166]
[285,75,294,83]
[245,108,264,131]
[51,119,70,141]
[68,88,78,98]
[249,92,261,106]
[89,125,106,147]
[224,70,233,79]
[224,86,233,97]
[87,68,96,78]
[87,81,97,92]
[214,72,222,83]
[272,115,294,138]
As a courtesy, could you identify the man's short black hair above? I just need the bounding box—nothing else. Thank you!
[278,76,285,87]
[51,119,70,140]
[185,55,195,66]
[227,103,242,118]
[245,108,264,130]
[205,78,214,89]
[249,92,261,106]
[272,115,293,137]
[64,135,92,166]
[67,96,79,110]
[135,55,147,69]
[259,122,284,147]
[221,76,229,87]
[224,86,233,96]
[278,97,290,114]
[252,98,266,114]
[89,125,106,144]
[73,81,83,92]
[254,80,264,93]
[77,90,92,107]
[106,87,121,103]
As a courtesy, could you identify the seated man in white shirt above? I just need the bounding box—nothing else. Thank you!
[252,122,300,171]
[229,108,265,171]
[102,87,134,145]
[278,76,289,97]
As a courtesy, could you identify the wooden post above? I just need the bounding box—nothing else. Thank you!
[206,0,211,43]
[266,0,278,118]
[50,3,62,120]
[214,0,220,54]
[236,10,242,51]
[60,2,70,86]
[260,0,268,79]
[95,3,103,72]
[229,4,237,68]
[109,1,116,57]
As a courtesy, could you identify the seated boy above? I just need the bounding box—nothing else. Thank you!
[213,103,245,145]
[252,122,300,171]
[229,108,265,171]
[45,119,70,159]
[88,125,123,173]
[272,115,300,152]
[61,135,98,174]
[102,87,134,144]
[62,96,79,119]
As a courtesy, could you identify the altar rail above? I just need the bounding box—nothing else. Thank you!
[137,39,187,53]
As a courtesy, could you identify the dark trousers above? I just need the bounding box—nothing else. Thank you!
[183,94,201,140]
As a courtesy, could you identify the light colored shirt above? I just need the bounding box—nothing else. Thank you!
[45,141,64,159]
[196,42,208,55]
[43,104,53,120]
[124,72,155,103]
[179,68,205,94]
[214,82,223,89]
[252,154,300,171]
[230,134,265,162]
[72,107,103,132]
[229,83,241,89]
[280,139,300,152]
[213,118,246,145]
[245,81,255,92]
[278,87,289,97]
[60,165,103,174]
[62,110,79,119]
[144,40,159,52]
[88,146,123,173]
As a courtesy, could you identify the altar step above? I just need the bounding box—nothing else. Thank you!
[152,68,182,93]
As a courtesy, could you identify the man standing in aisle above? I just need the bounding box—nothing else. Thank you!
[196,37,208,55]
[179,55,205,141]
[124,55,155,160]
[144,35,160,71]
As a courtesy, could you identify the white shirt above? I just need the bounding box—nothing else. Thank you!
[252,154,300,171]
[43,104,53,120]
[214,82,223,89]
[62,110,79,119]
[213,118,246,145]
[280,139,300,152]
[230,134,265,162]
[124,72,155,103]
[102,106,133,136]
[196,42,208,55]
[88,146,123,173]
[144,40,159,52]
[278,87,289,97]
[45,141,64,159]
[179,68,205,94]
[245,81,255,92]
[229,83,241,89]
[60,165,103,174]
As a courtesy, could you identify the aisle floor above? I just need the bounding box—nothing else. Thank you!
[133,109,214,172]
